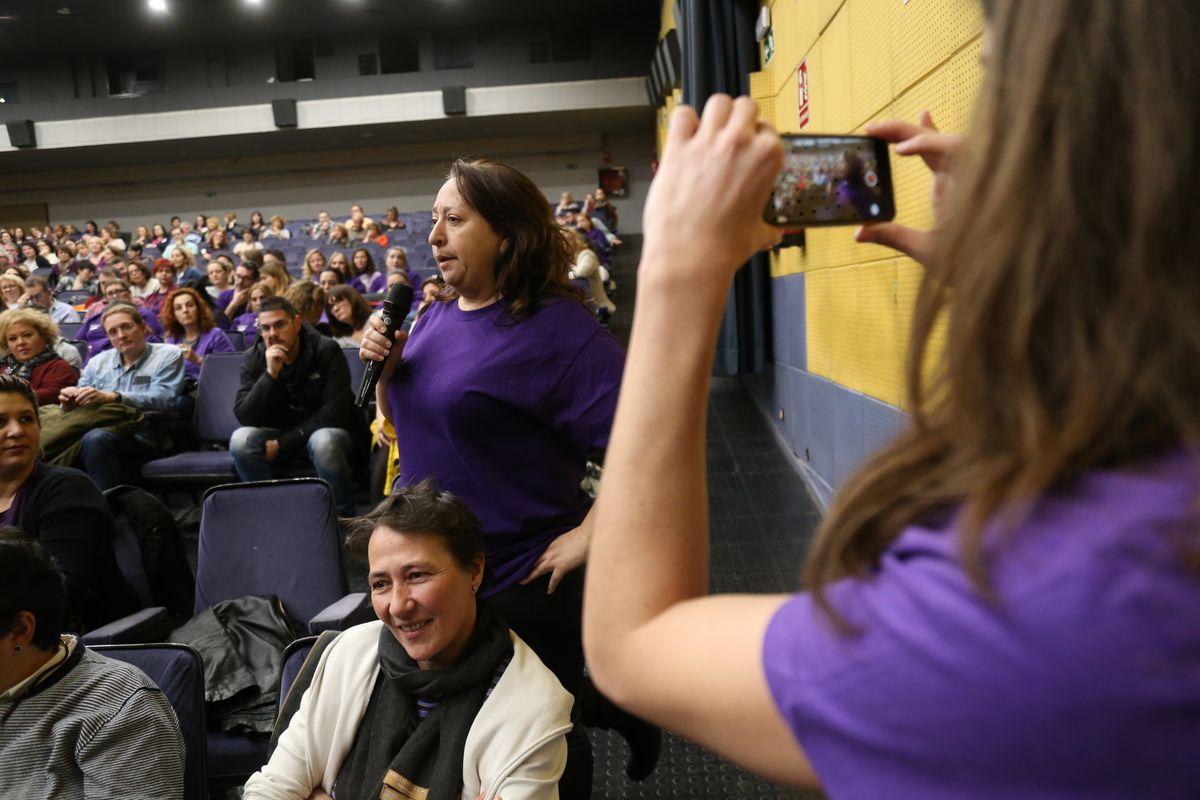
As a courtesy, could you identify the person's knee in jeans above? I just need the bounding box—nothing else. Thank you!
[229,426,276,481]
[78,429,130,490]
[307,427,355,513]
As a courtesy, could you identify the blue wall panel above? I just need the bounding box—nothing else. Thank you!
[832,387,866,487]
[862,395,908,456]
[751,273,911,513]
[784,275,807,372]
[802,372,836,483]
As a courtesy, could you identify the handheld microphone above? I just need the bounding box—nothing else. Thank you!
[356,281,414,408]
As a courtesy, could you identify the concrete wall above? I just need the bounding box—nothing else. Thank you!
[10,130,654,234]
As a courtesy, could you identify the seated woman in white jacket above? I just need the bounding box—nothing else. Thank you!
[567,231,615,320]
[243,481,573,800]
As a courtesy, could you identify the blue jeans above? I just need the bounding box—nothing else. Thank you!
[78,429,156,491]
[229,426,357,516]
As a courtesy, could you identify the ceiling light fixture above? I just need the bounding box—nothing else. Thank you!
[148,0,168,12]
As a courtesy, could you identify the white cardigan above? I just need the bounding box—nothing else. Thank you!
[243,621,573,800]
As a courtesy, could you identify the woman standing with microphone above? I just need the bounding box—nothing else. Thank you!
[360,159,655,795]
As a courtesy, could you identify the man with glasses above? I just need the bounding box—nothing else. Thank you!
[21,275,80,324]
[77,279,163,364]
[218,261,259,318]
[230,296,366,516]
[59,302,185,490]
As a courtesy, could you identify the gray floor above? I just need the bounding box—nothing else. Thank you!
[583,241,823,799]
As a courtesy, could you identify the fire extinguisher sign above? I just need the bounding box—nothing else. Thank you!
[797,59,810,128]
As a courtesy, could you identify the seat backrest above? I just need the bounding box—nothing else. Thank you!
[342,348,365,393]
[58,321,82,339]
[195,478,345,622]
[92,643,208,800]
[278,636,317,712]
[194,352,244,443]
[225,330,245,351]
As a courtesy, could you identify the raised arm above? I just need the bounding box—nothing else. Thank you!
[582,96,818,787]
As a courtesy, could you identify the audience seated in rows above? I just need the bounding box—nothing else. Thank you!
[0,531,184,800]
[231,296,367,517]
[63,302,185,490]
[0,310,78,406]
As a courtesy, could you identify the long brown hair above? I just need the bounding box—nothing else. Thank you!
[447,159,582,320]
[805,0,1200,623]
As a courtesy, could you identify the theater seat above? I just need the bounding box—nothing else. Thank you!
[92,643,208,800]
[141,353,242,488]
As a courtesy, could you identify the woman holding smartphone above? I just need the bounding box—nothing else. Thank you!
[583,0,1200,796]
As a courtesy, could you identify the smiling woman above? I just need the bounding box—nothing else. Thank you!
[244,481,572,800]
[0,309,78,405]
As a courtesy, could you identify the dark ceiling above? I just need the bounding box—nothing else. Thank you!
[0,0,659,60]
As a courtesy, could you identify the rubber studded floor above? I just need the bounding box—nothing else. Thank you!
[585,377,824,800]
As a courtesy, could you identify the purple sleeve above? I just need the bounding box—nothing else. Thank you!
[199,328,235,356]
[541,324,625,450]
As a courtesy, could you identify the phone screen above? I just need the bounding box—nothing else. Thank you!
[765,135,895,227]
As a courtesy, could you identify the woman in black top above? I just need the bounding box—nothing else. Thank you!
[0,374,135,631]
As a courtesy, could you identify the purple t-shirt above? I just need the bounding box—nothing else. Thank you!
[388,296,624,594]
[166,327,236,380]
[349,272,386,295]
[763,453,1200,798]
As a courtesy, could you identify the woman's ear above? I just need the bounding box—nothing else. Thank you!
[499,239,511,255]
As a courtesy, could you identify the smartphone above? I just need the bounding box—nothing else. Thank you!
[764,134,895,227]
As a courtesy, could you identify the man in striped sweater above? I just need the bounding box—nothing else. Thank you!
[0,531,185,800]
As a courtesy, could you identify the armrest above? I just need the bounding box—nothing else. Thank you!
[80,606,170,645]
[308,593,373,634]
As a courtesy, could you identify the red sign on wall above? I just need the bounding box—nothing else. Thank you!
[797,59,810,128]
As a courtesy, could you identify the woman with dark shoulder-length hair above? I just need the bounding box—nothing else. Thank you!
[361,158,654,793]
[160,287,235,382]
[584,0,1200,797]
[244,482,572,800]
[0,531,185,799]
[0,376,135,631]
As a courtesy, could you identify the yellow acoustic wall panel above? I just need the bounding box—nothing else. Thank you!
[892,0,983,95]
[655,0,981,413]
[763,0,984,407]
[848,0,895,128]
[857,259,903,405]
[805,268,834,376]
[826,265,862,388]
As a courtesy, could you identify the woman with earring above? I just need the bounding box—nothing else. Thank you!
[0,531,185,799]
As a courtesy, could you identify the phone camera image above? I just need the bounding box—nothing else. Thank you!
[768,136,892,226]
